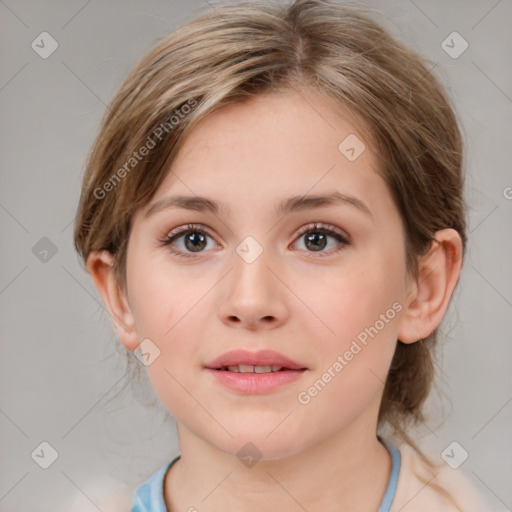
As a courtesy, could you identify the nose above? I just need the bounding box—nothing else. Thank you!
[218,249,289,330]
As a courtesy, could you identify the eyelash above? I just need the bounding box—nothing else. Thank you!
[159,222,350,260]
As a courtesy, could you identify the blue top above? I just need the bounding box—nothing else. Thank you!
[132,437,401,512]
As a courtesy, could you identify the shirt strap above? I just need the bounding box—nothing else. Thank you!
[377,436,401,512]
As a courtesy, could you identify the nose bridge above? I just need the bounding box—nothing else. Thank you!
[218,238,288,329]
[234,240,274,294]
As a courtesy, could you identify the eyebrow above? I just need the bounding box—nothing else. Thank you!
[145,191,372,219]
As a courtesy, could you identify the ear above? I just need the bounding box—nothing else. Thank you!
[86,250,139,351]
[397,228,463,344]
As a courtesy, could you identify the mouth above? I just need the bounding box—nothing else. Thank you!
[204,348,308,372]
[204,350,308,394]
[214,364,295,373]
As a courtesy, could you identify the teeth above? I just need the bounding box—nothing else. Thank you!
[254,365,272,373]
[222,365,284,373]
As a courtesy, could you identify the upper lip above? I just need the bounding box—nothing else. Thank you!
[204,349,307,370]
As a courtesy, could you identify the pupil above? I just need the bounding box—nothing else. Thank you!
[185,232,207,252]
[305,232,326,251]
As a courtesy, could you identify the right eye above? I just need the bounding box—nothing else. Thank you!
[160,223,218,259]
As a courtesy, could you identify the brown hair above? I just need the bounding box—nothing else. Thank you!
[73,1,466,507]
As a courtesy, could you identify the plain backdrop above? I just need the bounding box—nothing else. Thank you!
[1,0,511,510]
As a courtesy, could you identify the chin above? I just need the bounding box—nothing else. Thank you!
[209,427,310,463]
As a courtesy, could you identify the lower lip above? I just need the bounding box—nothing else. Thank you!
[205,368,306,394]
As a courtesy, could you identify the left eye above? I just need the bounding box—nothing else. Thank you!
[292,222,350,256]
[160,222,350,259]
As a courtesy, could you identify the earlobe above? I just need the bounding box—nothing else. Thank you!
[397,229,463,345]
[86,250,140,351]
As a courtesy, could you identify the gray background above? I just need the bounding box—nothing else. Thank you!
[1,0,511,510]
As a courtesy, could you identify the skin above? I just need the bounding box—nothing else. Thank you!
[88,87,463,511]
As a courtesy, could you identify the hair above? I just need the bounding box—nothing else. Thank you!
[73,0,466,508]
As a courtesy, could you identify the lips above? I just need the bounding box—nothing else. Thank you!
[204,349,308,394]
[204,349,307,371]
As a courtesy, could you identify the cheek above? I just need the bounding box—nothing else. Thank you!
[297,252,403,384]
[127,247,205,339]
[126,253,213,413]
[294,271,400,428]
[306,261,400,338]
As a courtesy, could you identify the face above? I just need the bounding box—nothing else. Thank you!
[121,89,411,459]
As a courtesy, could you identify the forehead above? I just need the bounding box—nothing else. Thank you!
[175,89,370,169]
[140,89,393,223]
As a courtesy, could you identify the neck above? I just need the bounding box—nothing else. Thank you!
[164,419,392,511]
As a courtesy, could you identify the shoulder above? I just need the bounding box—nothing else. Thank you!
[55,476,133,512]
[390,442,502,512]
